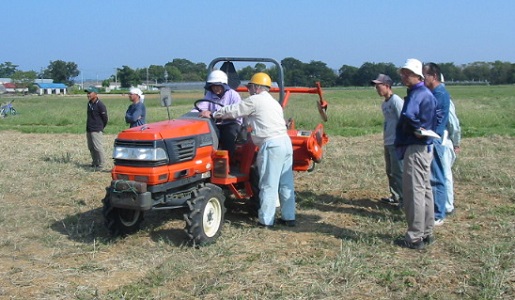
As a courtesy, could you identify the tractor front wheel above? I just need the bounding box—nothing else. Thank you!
[184,185,226,246]
[102,192,143,236]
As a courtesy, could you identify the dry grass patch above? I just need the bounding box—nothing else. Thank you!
[0,132,513,299]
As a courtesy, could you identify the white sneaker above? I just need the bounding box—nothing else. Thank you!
[434,218,445,226]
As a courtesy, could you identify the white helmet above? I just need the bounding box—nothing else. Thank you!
[400,58,424,79]
[206,70,228,84]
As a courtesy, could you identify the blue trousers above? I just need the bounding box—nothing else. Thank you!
[431,140,448,220]
[255,135,295,226]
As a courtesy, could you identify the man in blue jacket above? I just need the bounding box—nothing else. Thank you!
[395,59,437,249]
[125,87,146,128]
[423,63,451,226]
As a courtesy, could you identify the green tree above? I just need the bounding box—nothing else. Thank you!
[337,65,358,86]
[165,59,206,81]
[43,60,79,85]
[438,62,464,82]
[102,79,110,88]
[164,65,182,82]
[0,62,18,77]
[462,61,491,82]
[305,60,337,87]
[490,61,513,84]
[117,65,140,88]
[11,70,37,87]
[282,57,306,86]
[238,66,256,81]
[147,64,166,83]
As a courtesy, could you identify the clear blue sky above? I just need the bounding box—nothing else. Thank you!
[2,0,514,80]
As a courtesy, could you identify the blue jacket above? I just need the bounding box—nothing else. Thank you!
[395,82,437,147]
[431,84,451,137]
[125,101,146,128]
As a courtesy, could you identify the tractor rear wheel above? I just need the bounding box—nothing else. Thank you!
[184,184,226,246]
[102,192,143,236]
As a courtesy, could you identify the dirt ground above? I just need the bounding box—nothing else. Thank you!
[0,131,513,299]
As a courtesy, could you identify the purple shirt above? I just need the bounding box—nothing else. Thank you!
[196,87,243,125]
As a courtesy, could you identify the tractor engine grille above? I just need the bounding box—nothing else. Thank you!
[167,138,196,162]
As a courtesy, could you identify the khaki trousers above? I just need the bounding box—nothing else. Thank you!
[402,144,434,242]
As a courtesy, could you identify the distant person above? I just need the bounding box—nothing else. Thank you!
[423,63,451,226]
[125,87,146,128]
[213,72,295,228]
[196,70,242,158]
[395,58,437,250]
[371,74,404,208]
[85,87,108,169]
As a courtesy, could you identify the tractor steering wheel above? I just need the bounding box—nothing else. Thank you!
[194,99,224,114]
[194,99,225,122]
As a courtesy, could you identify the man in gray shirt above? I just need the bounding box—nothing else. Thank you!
[372,74,404,208]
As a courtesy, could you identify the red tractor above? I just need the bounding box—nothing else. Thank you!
[102,57,329,246]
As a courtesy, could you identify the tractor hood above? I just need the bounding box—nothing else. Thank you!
[117,119,213,141]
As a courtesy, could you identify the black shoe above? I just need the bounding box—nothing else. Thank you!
[381,197,399,204]
[395,238,425,250]
[423,235,435,246]
[257,222,274,229]
[277,219,296,227]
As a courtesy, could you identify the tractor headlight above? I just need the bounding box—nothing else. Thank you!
[113,146,168,161]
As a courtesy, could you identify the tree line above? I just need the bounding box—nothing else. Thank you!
[1,58,514,89]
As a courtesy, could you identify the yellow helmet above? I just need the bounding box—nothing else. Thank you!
[249,72,271,87]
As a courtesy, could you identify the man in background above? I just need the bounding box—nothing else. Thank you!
[125,87,146,128]
[85,87,108,170]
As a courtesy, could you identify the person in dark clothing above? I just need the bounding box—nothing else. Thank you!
[85,87,108,169]
[125,87,146,128]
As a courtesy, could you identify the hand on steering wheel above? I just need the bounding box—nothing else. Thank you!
[194,99,224,120]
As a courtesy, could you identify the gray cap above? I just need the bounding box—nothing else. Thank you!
[371,74,393,86]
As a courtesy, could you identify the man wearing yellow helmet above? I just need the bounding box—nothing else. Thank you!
[213,72,296,228]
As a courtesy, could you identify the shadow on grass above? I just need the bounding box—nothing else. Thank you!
[50,205,192,246]
[50,190,403,247]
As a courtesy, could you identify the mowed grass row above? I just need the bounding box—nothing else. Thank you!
[1,84,515,137]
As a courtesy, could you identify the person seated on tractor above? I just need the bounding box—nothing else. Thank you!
[195,70,242,158]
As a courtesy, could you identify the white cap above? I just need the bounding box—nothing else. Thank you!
[401,58,424,79]
[129,87,143,97]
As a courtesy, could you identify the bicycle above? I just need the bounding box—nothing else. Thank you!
[0,100,16,118]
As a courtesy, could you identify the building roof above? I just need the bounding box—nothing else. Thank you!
[3,82,16,88]
[36,83,68,89]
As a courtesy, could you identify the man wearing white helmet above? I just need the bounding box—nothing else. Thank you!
[395,58,438,250]
[125,87,146,128]
[196,70,242,158]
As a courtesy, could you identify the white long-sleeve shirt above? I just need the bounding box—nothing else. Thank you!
[213,91,287,147]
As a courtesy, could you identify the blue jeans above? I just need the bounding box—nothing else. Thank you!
[431,140,448,220]
[256,135,295,226]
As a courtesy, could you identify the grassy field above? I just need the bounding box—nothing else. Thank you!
[0,86,514,299]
